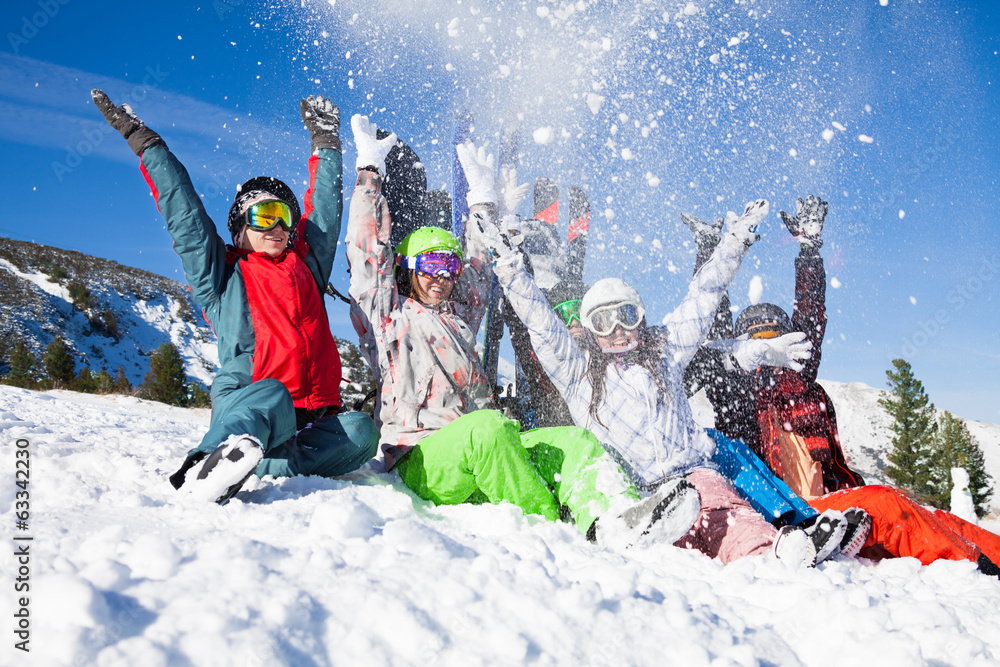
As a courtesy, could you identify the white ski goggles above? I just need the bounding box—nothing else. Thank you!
[585,302,645,337]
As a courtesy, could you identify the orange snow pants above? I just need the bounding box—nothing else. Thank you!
[809,485,1000,565]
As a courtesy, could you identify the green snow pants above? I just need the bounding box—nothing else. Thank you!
[192,378,379,478]
[396,409,637,534]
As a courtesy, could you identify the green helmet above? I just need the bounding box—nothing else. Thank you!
[394,226,464,260]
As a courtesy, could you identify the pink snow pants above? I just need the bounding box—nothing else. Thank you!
[674,469,778,564]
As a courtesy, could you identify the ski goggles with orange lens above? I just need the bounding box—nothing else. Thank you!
[245,201,295,232]
[587,303,644,337]
[748,325,786,340]
[553,299,583,327]
[396,251,463,280]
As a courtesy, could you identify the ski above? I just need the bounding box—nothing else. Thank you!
[450,110,474,240]
[481,118,520,400]
[520,178,565,290]
[330,130,427,300]
[566,185,590,283]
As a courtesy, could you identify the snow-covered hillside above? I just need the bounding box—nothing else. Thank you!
[0,236,217,388]
[2,382,999,666]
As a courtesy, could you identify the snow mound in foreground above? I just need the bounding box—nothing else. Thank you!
[1,386,999,666]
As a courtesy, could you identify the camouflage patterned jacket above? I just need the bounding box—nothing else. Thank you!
[346,170,495,469]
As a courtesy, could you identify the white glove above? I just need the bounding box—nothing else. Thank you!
[498,167,529,218]
[473,216,515,262]
[456,141,498,207]
[500,214,523,247]
[351,114,397,174]
[681,212,723,250]
[727,331,812,372]
[726,199,769,248]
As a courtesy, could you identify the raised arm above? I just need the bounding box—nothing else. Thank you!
[344,115,399,343]
[662,200,768,367]
[471,202,590,395]
[92,89,227,314]
[781,195,828,383]
[452,141,507,333]
[298,95,344,285]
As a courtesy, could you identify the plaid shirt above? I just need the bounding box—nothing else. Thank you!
[496,231,749,488]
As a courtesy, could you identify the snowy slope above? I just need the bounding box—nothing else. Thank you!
[0,237,218,389]
[2,385,1000,666]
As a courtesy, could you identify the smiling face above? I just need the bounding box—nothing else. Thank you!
[411,270,455,306]
[595,324,641,353]
[241,225,290,257]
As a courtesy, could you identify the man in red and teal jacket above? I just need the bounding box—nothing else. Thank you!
[92,90,377,504]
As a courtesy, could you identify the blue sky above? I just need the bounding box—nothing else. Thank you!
[1,0,998,422]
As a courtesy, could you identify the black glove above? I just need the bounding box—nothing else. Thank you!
[91,89,163,156]
[780,195,827,250]
[300,95,341,153]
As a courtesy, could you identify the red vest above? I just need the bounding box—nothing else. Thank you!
[240,246,342,410]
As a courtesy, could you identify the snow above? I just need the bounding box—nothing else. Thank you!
[748,274,764,304]
[4,382,999,665]
[0,259,218,390]
[859,134,875,143]
[585,93,604,115]
[951,468,978,525]
[532,126,555,145]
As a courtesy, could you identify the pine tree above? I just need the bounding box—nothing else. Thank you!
[335,336,375,411]
[142,343,188,406]
[44,336,76,388]
[187,382,212,408]
[68,280,94,310]
[75,367,98,393]
[930,411,994,518]
[5,340,37,389]
[878,358,936,500]
[96,368,115,394]
[113,366,133,395]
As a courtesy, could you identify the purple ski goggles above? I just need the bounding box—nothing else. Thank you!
[396,251,464,280]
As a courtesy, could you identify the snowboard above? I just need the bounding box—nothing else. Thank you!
[379,128,427,251]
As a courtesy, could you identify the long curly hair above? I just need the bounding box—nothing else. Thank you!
[585,323,670,427]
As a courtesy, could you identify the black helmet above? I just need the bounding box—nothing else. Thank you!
[545,280,590,309]
[734,303,792,338]
[227,176,301,242]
